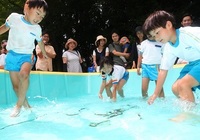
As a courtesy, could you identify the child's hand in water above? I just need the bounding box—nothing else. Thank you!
[148,94,157,105]
[98,93,103,99]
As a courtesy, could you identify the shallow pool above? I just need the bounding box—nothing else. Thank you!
[0,66,200,140]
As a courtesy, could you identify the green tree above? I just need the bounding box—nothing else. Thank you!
[0,0,199,71]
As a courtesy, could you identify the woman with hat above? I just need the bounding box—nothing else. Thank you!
[62,38,82,72]
[92,35,109,72]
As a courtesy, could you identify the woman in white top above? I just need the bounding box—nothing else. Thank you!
[0,48,7,69]
[62,38,82,72]
[93,35,109,72]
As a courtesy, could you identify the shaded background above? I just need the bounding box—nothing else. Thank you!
[0,0,200,71]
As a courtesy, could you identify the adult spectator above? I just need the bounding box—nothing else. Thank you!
[93,35,109,72]
[1,40,7,51]
[108,30,129,67]
[131,26,146,68]
[62,38,82,72]
[35,32,56,71]
[0,47,7,69]
[181,13,193,27]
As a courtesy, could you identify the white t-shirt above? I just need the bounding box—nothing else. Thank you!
[139,39,164,64]
[161,27,200,70]
[62,50,82,72]
[102,65,126,84]
[5,13,42,54]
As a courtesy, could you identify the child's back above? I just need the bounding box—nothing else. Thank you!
[139,39,163,65]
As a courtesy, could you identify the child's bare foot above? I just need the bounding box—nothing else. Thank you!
[112,97,116,102]
[10,106,21,117]
[142,93,148,99]
[142,95,148,99]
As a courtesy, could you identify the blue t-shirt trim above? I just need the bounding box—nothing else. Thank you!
[169,29,180,48]
[5,22,9,27]
[21,16,32,25]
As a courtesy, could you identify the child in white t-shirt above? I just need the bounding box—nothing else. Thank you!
[143,10,200,105]
[137,35,165,98]
[1,0,48,117]
[98,56,129,102]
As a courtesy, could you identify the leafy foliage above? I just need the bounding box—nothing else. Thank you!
[0,0,199,71]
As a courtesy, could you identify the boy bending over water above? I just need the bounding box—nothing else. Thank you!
[0,0,48,117]
[143,10,200,105]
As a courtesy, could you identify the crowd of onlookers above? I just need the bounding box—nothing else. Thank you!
[0,13,194,72]
[59,13,193,73]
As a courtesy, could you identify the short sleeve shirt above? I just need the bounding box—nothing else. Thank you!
[35,44,56,71]
[102,65,126,84]
[161,27,200,70]
[139,39,164,64]
[5,13,42,54]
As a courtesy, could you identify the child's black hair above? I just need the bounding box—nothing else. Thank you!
[135,26,143,33]
[99,56,114,71]
[111,29,120,36]
[143,10,176,36]
[181,13,193,21]
[26,0,48,12]
[42,30,49,36]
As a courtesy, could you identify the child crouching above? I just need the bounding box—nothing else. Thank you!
[98,56,129,102]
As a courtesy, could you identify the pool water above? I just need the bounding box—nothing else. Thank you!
[1,94,200,140]
[0,66,200,140]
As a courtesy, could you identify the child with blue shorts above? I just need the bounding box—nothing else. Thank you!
[137,35,165,98]
[1,0,48,117]
[98,56,129,102]
[143,10,200,105]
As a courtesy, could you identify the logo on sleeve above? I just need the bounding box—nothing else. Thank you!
[155,45,161,48]
[185,46,192,50]
[30,32,36,36]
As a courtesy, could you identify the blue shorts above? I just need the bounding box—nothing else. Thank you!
[142,64,159,81]
[178,59,200,90]
[122,71,129,81]
[5,50,32,71]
